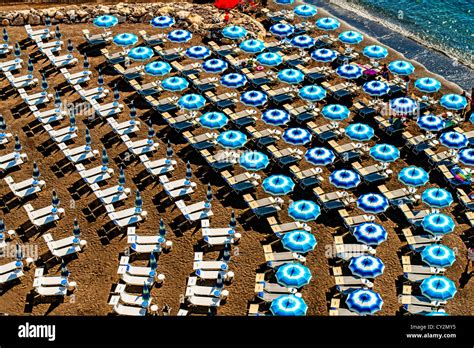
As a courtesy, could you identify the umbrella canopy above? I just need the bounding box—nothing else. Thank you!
[357,193,389,214]
[270,23,294,37]
[390,97,418,114]
[281,230,317,253]
[150,16,175,28]
[262,109,290,126]
[345,123,374,141]
[167,29,192,43]
[422,213,455,236]
[270,295,308,316]
[239,151,269,171]
[439,131,468,149]
[440,94,467,110]
[239,39,265,53]
[329,169,361,189]
[294,4,317,17]
[336,64,363,79]
[420,276,456,301]
[222,25,247,40]
[363,80,390,96]
[93,15,118,29]
[199,112,228,129]
[202,58,228,73]
[458,148,474,166]
[305,147,335,166]
[282,127,312,145]
[217,130,247,149]
[349,255,385,278]
[316,17,340,30]
[145,61,171,76]
[186,46,211,60]
[290,35,315,49]
[322,104,350,121]
[178,94,206,110]
[346,289,383,315]
[240,90,267,107]
[363,45,388,59]
[370,144,400,163]
[421,245,456,268]
[277,69,304,84]
[298,85,326,102]
[416,114,446,132]
[256,52,283,67]
[113,33,138,47]
[128,46,154,61]
[288,200,320,222]
[388,60,415,75]
[161,76,189,92]
[220,73,247,88]
[311,48,337,62]
[276,263,312,288]
[353,222,387,246]
[421,188,453,209]
[415,77,441,93]
[338,30,363,44]
[398,166,429,187]
[262,175,295,195]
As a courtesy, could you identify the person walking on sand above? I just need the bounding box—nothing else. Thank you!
[403,75,410,95]
[463,89,473,121]
[380,64,390,81]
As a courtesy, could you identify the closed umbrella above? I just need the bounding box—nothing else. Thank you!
[51,190,60,214]
[118,166,126,191]
[135,190,143,212]
[101,147,109,171]
[32,162,40,186]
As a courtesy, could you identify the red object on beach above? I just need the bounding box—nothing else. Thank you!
[215,0,239,10]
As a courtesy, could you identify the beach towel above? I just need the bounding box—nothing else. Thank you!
[450,165,472,185]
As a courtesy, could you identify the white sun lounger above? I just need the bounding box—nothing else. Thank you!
[107,118,140,136]
[186,285,223,298]
[202,227,235,237]
[31,106,66,124]
[111,290,149,307]
[255,281,297,295]
[141,156,176,176]
[4,71,38,89]
[175,200,214,221]
[120,272,154,287]
[37,40,63,53]
[18,89,52,106]
[193,261,228,271]
[74,85,109,102]
[160,176,196,198]
[92,184,131,205]
[195,269,227,280]
[0,58,22,72]
[76,164,114,185]
[112,302,147,316]
[203,235,238,246]
[0,152,27,172]
[46,52,78,68]
[25,25,50,41]
[60,143,98,164]
[44,124,77,143]
[60,68,92,85]
[107,206,147,228]
[4,176,45,198]
[123,137,159,156]
[24,203,64,227]
[34,285,68,296]
[118,265,155,277]
[187,295,221,307]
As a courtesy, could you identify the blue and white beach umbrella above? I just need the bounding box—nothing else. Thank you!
[73,219,80,239]
[415,77,441,93]
[316,17,340,31]
[357,193,389,214]
[281,230,317,253]
[67,39,73,53]
[220,73,247,88]
[398,166,429,187]
[41,74,48,91]
[363,80,390,97]
[353,223,387,246]
[145,61,171,76]
[239,151,269,171]
[262,175,295,195]
[161,76,189,92]
[338,30,363,44]
[51,190,60,213]
[305,147,335,166]
[439,131,468,149]
[349,255,385,279]
[420,276,456,301]
[283,128,312,145]
[113,33,138,47]
[150,16,175,28]
[416,114,445,132]
[363,45,388,59]
[101,147,109,171]
[222,25,247,40]
[390,97,418,114]
[329,169,361,189]
[217,130,247,149]
[2,28,8,43]
[270,23,294,37]
[336,64,363,79]
[277,68,304,84]
[199,112,228,129]
[202,58,228,73]
[440,94,468,110]
[262,109,290,125]
[270,295,308,316]
[369,144,400,163]
[422,213,455,236]
[322,104,350,121]
[422,188,453,209]
[290,35,315,49]
[345,123,374,142]
[167,29,192,43]
[346,289,383,315]
[311,48,337,62]
[421,245,456,268]
[83,53,89,70]
[135,190,143,212]
[388,60,415,75]
[298,85,326,102]
[239,39,265,53]
[458,148,474,166]
[93,15,118,29]
[288,200,321,222]
[276,263,312,288]
[27,58,34,74]
[294,4,317,17]
[257,52,283,66]
[32,162,40,185]
[240,90,267,107]
[118,166,126,190]
[186,46,211,60]
[128,46,154,61]
[14,135,21,154]
[178,94,206,110]
[14,43,20,57]
[85,128,92,150]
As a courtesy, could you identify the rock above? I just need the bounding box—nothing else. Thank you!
[132,7,147,17]
[11,15,24,26]
[158,6,173,15]
[188,13,203,26]
[117,15,126,23]
[28,14,41,25]
[77,9,88,18]
[118,7,131,16]
[1,19,9,26]
[176,10,190,20]
[46,8,57,18]
[66,10,76,20]
[55,11,65,21]
[140,13,153,23]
